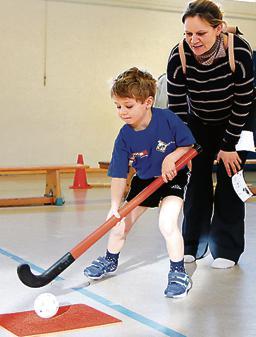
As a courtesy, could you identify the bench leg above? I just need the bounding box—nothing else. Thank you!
[45,170,64,205]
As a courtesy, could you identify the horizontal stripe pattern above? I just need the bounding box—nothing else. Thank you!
[167,35,255,151]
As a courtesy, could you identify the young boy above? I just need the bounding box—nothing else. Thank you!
[84,67,195,298]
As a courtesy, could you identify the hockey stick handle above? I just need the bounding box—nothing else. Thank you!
[71,144,201,258]
[17,144,201,288]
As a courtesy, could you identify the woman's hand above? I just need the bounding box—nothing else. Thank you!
[161,155,177,183]
[216,150,242,177]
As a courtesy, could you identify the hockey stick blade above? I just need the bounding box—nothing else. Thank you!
[17,144,202,288]
[17,252,75,288]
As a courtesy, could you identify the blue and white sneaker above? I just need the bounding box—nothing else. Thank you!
[84,256,118,280]
[164,271,192,298]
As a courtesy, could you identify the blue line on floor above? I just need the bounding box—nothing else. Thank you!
[0,247,186,337]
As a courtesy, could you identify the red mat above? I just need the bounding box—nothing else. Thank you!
[0,304,122,336]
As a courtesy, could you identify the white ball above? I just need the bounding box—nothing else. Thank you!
[34,293,59,319]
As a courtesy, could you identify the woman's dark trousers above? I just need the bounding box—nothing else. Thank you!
[183,117,247,263]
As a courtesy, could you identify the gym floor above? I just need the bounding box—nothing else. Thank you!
[0,172,255,337]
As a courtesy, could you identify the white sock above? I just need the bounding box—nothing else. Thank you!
[184,255,196,263]
[211,258,235,269]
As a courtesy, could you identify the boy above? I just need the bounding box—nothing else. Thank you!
[84,67,195,298]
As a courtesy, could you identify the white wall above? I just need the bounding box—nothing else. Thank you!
[0,0,255,166]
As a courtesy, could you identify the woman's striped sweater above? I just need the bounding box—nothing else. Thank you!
[167,34,255,151]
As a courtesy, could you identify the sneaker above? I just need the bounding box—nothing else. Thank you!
[184,247,210,263]
[211,258,235,269]
[164,271,192,298]
[84,256,118,280]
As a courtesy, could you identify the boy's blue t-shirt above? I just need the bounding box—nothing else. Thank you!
[108,107,195,179]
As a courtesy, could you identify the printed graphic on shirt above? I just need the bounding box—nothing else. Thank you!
[129,150,149,164]
[156,140,174,153]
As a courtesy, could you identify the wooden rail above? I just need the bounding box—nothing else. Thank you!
[99,160,256,200]
[0,166,109,175]
[99,159,256,168]
[244,159,256,165]
[213,159,256,166]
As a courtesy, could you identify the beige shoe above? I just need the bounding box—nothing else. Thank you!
[184,255,196,263]
[211,258,235,269]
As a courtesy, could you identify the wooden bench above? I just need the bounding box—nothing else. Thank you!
[0,164,88,207]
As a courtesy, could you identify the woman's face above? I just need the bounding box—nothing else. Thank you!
[184,15,222,56]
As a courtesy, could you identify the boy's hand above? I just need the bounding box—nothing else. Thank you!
[106,208,121,221]
[161,156,177,183]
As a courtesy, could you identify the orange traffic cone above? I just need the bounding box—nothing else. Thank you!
[70,154,91,189]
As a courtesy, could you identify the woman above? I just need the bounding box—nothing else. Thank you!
[167,0,255,268]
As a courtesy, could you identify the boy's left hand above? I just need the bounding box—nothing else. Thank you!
[106,208,121,221]
[161,156,177,183]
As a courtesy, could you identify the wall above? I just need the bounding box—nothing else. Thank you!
[0,0,255,166]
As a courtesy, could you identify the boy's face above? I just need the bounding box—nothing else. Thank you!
[113,95,153,130]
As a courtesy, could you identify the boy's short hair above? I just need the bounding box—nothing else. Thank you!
[111,67,157,102]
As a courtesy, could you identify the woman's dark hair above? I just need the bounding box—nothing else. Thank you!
[182,0,225,28]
